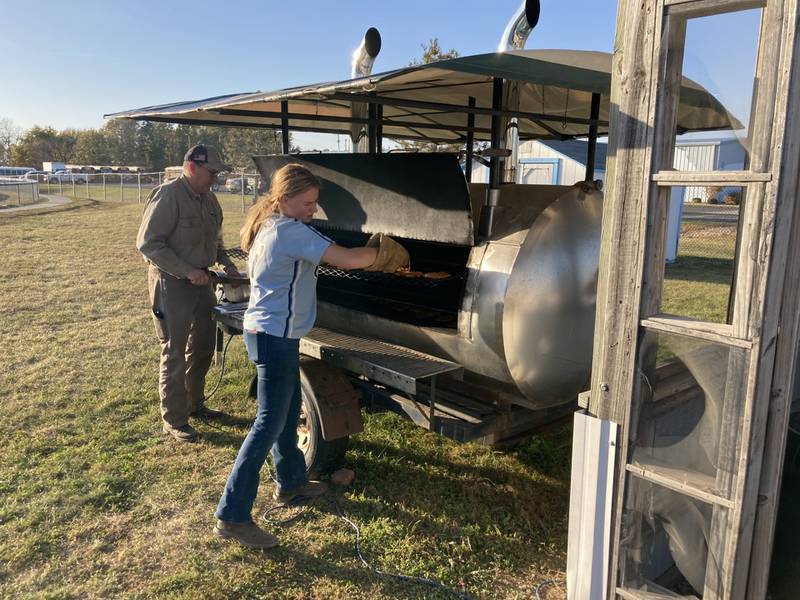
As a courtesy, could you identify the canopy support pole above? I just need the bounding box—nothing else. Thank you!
[489,78,504,188]
[465,96,476,183]
[368,103,377,154]
[585,92,601,181]
[478,78,505,241]
[376,104,383,153]
[281,101,290,153]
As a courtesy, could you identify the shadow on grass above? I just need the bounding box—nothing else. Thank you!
[341,435,568,540]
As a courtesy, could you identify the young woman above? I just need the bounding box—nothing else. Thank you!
[213,163,405,549]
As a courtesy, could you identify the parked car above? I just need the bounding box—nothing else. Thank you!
[212,175,226,192]
[163,166,183,182]
[225,176,254,194]
[24,170,49,182]
[47,170,87,184]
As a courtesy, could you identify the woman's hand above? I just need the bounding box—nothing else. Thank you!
[362,234,410,272]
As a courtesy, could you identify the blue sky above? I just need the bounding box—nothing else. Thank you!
[0,1,761,149]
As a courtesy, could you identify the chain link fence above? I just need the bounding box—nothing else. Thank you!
[663,195,741,324]
[0,177,40,208]
[26,171,264,212]
[678,203,740,261]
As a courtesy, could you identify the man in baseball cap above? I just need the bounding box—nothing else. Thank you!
[184,144,234,174]
[136,143,242,442]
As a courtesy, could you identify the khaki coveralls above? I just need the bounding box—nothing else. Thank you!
[136,175,235,427]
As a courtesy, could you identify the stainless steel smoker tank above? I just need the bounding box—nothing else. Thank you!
[252,154,603,409]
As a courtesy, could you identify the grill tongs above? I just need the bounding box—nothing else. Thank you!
[204,269,249,286]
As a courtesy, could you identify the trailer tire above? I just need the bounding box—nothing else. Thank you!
[298,386,348,479]
[245,366,353,478]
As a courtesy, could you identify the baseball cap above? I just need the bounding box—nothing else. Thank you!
[184,144,233,173]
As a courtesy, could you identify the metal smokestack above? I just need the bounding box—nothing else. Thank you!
[498,0,540,53]
[498,1,540,183]
[350,28,382,150]
[351,27,382,79]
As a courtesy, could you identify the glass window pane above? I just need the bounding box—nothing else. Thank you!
[670,8,763,169]
[631,330,748,498]
[660,186,743,323]
[618,478,727,598]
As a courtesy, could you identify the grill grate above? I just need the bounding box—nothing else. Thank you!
[223,247,249,261]
[224,248,462,290]
[317,265,462,288]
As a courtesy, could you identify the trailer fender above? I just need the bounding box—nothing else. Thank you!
[299,356,363,440]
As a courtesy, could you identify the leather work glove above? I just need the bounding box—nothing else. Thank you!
[363,233,410,272]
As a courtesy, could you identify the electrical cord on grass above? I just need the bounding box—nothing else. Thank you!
[208,334,565,600]
[262,484,565,600]
[262,463,474,600]
[205,333,234,402]
[533,578,565,599]
[261,494,474,600]
[194,334,235,433]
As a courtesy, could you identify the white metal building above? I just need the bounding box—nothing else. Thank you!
[469,136,746,264]
[469,137,745,198]
[470,139,607,186]
[673,137,747,201]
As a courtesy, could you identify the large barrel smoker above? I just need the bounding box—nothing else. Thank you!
[213,152,603,475]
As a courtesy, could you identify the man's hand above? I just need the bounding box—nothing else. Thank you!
[187,268,212,286]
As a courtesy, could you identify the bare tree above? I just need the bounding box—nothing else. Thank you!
[399,39,463,153]
[408,38,460,67]
[0,117,22,165]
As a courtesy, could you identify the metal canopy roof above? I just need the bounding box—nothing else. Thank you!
[105,49,742,143]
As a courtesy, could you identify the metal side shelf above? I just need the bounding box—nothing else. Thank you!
[298,327,462,395]
[212,303,463,428]
[212,302,461,394]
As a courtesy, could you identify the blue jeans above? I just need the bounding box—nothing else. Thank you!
[215,331,308,523]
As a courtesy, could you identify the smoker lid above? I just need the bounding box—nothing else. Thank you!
[252,153,474,245]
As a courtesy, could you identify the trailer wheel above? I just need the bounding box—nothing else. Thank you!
[297,386,348,479]
[246,365,353,478]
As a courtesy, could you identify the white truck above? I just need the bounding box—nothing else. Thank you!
[45,170,87,184]
[42,161,65,173]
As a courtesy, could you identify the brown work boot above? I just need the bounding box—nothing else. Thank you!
[213,520,279,549]
[162,422,199,443]
[274,480,329,503]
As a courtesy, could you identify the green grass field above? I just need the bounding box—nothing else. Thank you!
[6,193,792,599]
[663,221,737,323]
[36,180,258,209]
[0,195,571,599]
